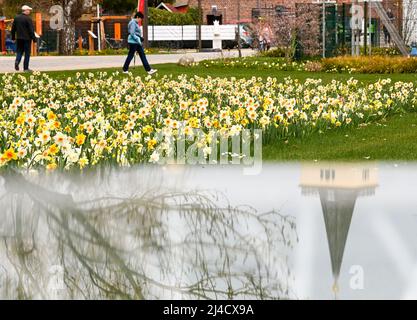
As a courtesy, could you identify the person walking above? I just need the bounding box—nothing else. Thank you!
[123,12,157,75]
[11,5,37,72]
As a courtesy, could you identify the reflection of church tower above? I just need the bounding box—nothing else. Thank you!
[300,163,378,298]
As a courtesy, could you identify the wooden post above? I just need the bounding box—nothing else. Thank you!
[31,41,37,56]
[78,35,83,51]
[143,0,149,48]
[0,20,6,54]
[88,29,96,55]
[198,0,202,51]
[100,19,106,49]
[114,23,121,40]
[32,13,42,56]
[237,0,242,57]
[89,36,95,55]
[35,13,42,36]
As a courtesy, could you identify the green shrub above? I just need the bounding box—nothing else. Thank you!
[149,7,200,25]
[259,48,287,58]
[334,46,402,57]
[363,47,402,56]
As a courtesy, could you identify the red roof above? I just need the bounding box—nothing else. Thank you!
[165,3,180,13]
[158,2,181,13]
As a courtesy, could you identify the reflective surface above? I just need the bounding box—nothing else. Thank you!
[0,163,416,300]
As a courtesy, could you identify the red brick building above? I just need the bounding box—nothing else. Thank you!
[185,0,402,25]
[186,0,336,23]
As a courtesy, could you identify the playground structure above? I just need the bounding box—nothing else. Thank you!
[0,12,127,55]
[0,17,11,54]
[0,13,42,55]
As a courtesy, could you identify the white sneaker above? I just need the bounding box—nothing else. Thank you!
[122,70,129,74]
[147,69,157,75]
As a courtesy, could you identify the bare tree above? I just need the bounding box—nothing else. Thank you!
[273,4,321,60]
[402,0,417,44]
[25,0,95,54]
[61,0,84,55]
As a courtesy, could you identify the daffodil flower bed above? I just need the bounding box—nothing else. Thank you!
[0,71,415,170]
[196,56,417,74]
[194,57,307,72]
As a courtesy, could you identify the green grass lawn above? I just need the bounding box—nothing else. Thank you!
[43,63,417,84]
[40,57,417,84]
[263,113,417,161]
[8,58,417,161]
[147,63,417,83]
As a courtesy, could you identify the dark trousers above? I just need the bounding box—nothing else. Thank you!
[15,39,32,70]
[123,43,151,72]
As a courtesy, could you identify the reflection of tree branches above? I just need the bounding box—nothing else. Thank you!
[1,190,47,300]
[32,194,145,299]
[0,169,297,300]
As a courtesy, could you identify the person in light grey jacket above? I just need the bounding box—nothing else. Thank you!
[123,12,157,75]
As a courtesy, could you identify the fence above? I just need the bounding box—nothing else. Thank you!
[146,24,239,50]
[30,21,239,52]
[148,25,237,41]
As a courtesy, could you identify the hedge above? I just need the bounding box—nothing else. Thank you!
[321,56,417,73]
[149,7,200,26]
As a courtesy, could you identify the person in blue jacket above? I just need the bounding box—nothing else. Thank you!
[123,12,157,75]
[410,42,417,57]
